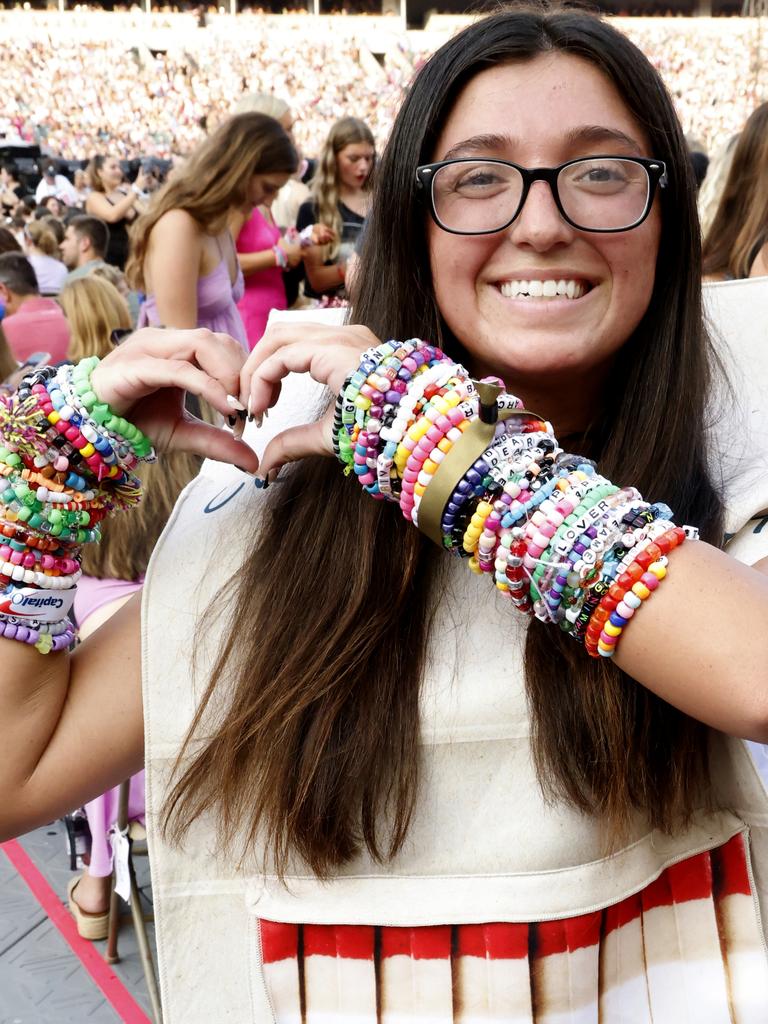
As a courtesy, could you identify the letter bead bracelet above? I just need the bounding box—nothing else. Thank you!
[0,357,154,652]
[336,340,698,658]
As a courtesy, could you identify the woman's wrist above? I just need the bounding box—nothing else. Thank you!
[0,359,155,653]
[272,245,287,270]
[335,340,698,659]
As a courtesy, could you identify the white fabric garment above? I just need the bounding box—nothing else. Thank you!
[142,282,768,1021]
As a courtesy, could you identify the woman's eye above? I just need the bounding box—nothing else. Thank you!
[571,162,632,188]
[455,171,503,190]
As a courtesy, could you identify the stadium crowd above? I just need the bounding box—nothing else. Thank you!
[0,12,766,162]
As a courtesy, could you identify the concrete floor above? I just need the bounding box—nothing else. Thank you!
[0,821,155,1023]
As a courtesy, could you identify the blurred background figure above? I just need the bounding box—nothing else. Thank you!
[297,116,375,301]
[85,155,152,270]
[126,112,297,352]
[60,214,110,283]
[228,93,334,346]
[24,219,67,295]
[59,274,132,363]
[0,227,21,255]
[35,160,77,207]
[702,103,768,281]
[0,251,70,362]
[57,273,200,938]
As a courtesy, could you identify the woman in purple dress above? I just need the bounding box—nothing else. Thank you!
[127,113,297,350]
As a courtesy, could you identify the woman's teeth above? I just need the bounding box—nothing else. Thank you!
[499,279,587,299]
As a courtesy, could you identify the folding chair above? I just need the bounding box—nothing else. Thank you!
[104,778,163,1023]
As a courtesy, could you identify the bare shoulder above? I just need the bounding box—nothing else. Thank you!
[152,208,204,245]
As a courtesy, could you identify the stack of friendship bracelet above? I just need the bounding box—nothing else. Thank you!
[0,356,153,653]
[335,339,696,658]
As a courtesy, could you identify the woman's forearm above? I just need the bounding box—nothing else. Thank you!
[86,189,135,223]
[305,260,345,294]
[239,248,281,275]
[615,540,768,740]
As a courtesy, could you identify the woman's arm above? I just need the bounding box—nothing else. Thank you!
[303,244,346,293]
[0,594,144,840]
[239,238,302,276]
[143,209,203,329]
[0,327,258,840]
[241,324,768,744]
[85,189,138,224]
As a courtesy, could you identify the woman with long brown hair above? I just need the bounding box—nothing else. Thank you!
[85,154,151,270]
[1,7,768,1019]
[127,112,297,349]
[297,116,375,300]
[702,102,768,280]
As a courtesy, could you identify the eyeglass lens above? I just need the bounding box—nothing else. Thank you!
[431,158,652,233]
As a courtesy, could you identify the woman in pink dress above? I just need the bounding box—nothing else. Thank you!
[232,204,297,350]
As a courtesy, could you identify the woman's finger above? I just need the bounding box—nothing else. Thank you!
[258,418,333,477]
[93,357,239,421]
[105,327,246,406]
[245,341,358,419]
[167,417,260,472]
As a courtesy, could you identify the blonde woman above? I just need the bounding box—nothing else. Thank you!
[59,275,132,363]
[126,112,297,350]
[24,220,67,295]
[297,116,375,299]
[85,155,152,270]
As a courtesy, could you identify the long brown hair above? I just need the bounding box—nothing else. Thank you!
[311,117,375,261]
[81,455,201,581]
[164,7,725,878]
[85,154,113,195]
[126,113,297,290]
[702,102,768,279]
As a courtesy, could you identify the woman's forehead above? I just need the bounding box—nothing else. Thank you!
[433,53,650,164]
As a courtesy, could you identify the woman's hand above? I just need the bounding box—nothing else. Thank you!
[133,170,153,194]
[240,321,380,477]
[310,224,336,245]
[277,238,303,269]
[89,327,260,472]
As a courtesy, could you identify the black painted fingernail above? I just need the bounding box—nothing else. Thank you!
[237,409,247,421]
[227,414,237,427]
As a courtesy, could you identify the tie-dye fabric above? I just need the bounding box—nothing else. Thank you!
[259,834,768,1023]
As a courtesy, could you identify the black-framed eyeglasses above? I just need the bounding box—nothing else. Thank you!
[415,155,668,235]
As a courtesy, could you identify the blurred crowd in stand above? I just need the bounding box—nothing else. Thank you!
[1,13,767,163]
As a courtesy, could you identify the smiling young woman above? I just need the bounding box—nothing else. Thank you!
[1,7,768,1022]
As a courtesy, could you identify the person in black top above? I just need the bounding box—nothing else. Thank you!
[296,117,375,300]
[85,155,152,271]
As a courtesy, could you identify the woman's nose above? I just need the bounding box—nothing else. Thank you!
[507,179,574,252]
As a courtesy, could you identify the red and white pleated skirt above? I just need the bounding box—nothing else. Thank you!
[258,833,768,1022]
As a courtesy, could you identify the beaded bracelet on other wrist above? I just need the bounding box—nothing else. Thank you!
[336,339,697,659]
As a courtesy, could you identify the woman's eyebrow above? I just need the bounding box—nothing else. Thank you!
[439,126,643,162]
[563,125,643,151]
[441,133,511,160]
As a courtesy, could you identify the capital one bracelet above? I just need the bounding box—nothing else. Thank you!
[0,357,154,652]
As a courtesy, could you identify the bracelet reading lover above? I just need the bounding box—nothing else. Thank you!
[335,339,696,658]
